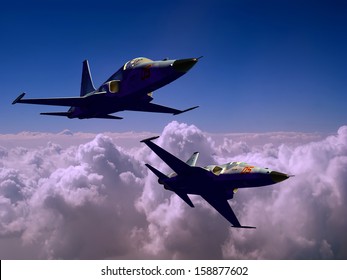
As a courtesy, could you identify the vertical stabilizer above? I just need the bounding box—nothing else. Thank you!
[186,152,199,166]
[80,60,96,96]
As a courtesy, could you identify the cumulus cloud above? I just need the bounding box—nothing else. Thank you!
[0,122,346,259]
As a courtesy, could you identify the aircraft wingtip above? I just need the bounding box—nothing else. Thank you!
[173,105,199,115]
[140,136,160,143]
[12,92,26,104]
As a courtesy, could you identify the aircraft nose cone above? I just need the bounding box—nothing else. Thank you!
[172,58,198,72]
[270,171,290,183]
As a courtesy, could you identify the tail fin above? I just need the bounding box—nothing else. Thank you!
[186,152,199,166]
[80,60,96,96]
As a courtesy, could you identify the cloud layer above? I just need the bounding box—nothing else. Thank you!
[0,122,346,259]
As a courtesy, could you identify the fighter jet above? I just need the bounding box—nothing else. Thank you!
[141,136,292,228]
[12,57,200,119]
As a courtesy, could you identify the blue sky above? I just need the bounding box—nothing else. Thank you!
[1,0,346,133]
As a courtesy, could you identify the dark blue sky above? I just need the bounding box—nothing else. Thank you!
[1,0,346,133]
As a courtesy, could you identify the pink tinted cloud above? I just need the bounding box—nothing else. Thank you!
[0,122,346,259]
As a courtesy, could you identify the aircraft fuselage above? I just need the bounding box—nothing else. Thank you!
[161,162,287,199]
[141,136,292,228]
[68,58,197,118]
[13,57,199,119]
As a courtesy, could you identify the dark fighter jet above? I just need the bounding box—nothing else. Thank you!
[141,136,293,228]
[12,57,200,119]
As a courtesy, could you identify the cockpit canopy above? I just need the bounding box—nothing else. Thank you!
[123,57,153,70]
[100,57,153,91]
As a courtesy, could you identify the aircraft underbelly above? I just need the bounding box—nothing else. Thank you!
[164,172,275,198]
[46,74,186,119]
[70,95,137,118]
[215,173,275,189]
[165,172,216,195]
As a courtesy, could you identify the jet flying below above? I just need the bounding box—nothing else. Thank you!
[141,136,293,228]
[12,57,200,119]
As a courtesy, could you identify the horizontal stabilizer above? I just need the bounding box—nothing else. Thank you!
[93,115,123,120]
[173,106,199,115]
[231,225,256,229]
[126,102,198,115]
[145,163,168,180]
[144,164,194,208]
[40,112,70,117]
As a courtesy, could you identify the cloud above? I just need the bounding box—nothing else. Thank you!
[0,134,147,259]
[0,130,153,149]
[0,122,346,259]
[221,126,347,259]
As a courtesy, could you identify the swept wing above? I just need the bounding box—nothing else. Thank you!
[12,92,89,107]
[141,136,191,174]
[201,193,255,228]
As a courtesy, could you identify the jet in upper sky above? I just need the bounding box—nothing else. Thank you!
[12,57,200,119]
[141,136,293,228]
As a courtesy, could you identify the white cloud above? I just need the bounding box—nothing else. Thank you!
[0,122,346,259]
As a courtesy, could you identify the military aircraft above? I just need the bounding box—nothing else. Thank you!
[141,136,293,228]
[12,57,200,119]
